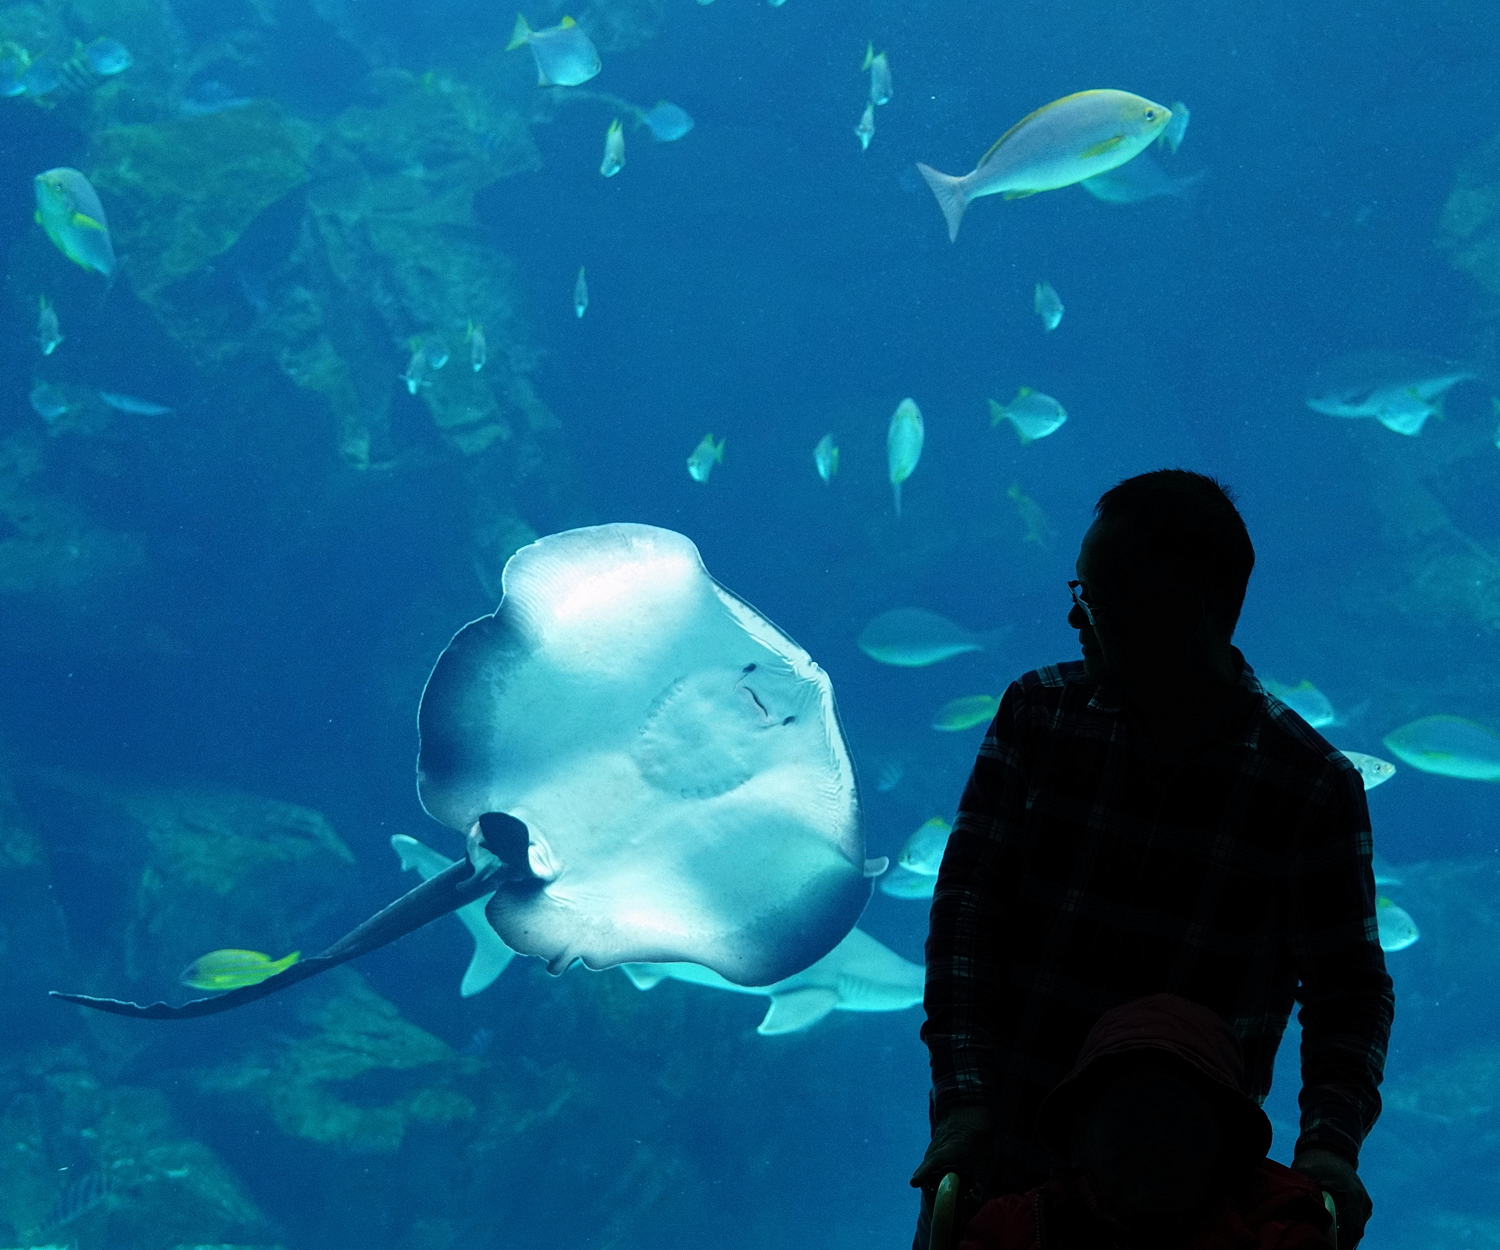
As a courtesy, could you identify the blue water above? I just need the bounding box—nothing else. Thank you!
[1,0,1498,1246]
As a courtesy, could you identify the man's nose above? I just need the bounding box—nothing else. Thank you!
[1068,603,1089,631]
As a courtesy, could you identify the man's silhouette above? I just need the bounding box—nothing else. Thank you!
[911,471,1393,1248]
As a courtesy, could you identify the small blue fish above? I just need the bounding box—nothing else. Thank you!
[466,320,487,372]
[99,391,173,415]
[640,101,694,142]
[29,381,68,422]
[507,14,601,87]
[37,297,63,355]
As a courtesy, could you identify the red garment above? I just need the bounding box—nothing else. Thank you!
[960,1160,1332,1250]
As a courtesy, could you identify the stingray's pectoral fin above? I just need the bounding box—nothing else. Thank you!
[50,857,499,1020]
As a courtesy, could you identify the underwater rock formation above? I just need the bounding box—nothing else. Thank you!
[194,969,475,1153]
[1439,126,1500,302]
[0,1044,267,1248]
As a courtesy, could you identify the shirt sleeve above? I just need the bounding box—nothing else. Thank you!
[922,680,1032,1120]
[1288,757,1395,1166]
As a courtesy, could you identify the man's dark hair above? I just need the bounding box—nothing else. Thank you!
[1094,469,1255,629]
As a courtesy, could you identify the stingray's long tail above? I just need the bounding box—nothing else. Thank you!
[50,855,501,1020]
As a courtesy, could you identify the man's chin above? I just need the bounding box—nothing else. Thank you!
[1081,650,1106,681]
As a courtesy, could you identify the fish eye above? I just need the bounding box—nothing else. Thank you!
[1144,109,1157,120]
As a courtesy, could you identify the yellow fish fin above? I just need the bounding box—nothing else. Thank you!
[560,14,577,24]
[70,211,106,232]
[1003,189,1039,200]
[977,90,1106,164]
[506,13,531,50]
[34,210,42,225]
[1017,387,1033,398]
[1078,134,1125,159]
[987,398,1005,428]
[270,950,301,974]
[862,41,874,70]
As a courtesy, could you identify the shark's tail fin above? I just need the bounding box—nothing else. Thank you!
[916,163,968,242]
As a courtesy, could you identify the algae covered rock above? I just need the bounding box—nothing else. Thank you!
[1439,127,1500,300]
[195,970,475,1153]
[0,1045,267,1249]
[90,102,319,298]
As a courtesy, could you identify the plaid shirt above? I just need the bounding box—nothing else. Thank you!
[923,657,1393,1171]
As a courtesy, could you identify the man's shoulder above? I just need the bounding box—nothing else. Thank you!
[1252,690,1362,788]
[1014,660,1090,696]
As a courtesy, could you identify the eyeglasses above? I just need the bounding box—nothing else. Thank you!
[1067,580,1097,628]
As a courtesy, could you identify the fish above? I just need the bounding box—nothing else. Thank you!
[423,338,450,370]
[886,397,923,516]
[932,695,1001,732]
[506,14,601,87]
[1305,352,1476,438]
[98,391,173,416]
[179,948,300,991]
[466,320,487,372]
[45,1168,111,1229]
[28,381,68,422]
[863,45,892,106]
[401,342,430,394]
[1382,715,1500,782]
[13,38,131,99]
[0,48,26,97]
[37,296,62,355]
[1034,282,1063,332]
[416,524,880,985]
[813,433,839,483]
[392,834,515,997]
[1263,678,1338,729]
[1007,482,1054,547]
[916,90,1172,241]
[51,524,882,1019]
[620,927,922,1035]
[1080,151,1205,203]
[640,101,694,142]
[1376,897,1419,952]
[573,266,588,318]
[1337,750,1397,791]
[1371,855,1403,887]
[874,757,905,793]
[856,102,875,151]
[897,817,953,877]
[1158,101,1190,153]
[856,607,1001,667]
[687,433,725,482]
[34,167,115,276]
[600,118,625,177]
[878,866,937,899]
[990,388,1067,444]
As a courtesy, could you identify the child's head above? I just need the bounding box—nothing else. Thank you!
[1038,995,1273,1227]
[1068,1052,1225,1221]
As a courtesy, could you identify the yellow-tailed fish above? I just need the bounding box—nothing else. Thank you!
[1158,101,1190,153]
[887,397,923,516]
[916,90,1171,241]
[813,433,839,483]
[897,817,952,876]
[574,266,588,317]
[1376,897,1419,952]
[687,433,724,482]
[37,296,63,355]
[932,695,1001,732]
[1007,482,1053,547]
[600,118,625,177]
[855,102,875,151]
[1264,678,1337,729]
[863,44,891,106]
[401,341,430,394]
[180,948,300,991]
[34,167,115,276]
[1382,715,1500,782]
[989,388,1067,444]
[506,14,600,87]
[466,319,487,372]
[1034,282,1063,332]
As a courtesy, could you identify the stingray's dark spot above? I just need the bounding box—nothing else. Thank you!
[782,715,796,726]
[743,663,757,673]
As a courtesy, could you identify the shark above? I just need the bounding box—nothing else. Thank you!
[620,926,925,1035]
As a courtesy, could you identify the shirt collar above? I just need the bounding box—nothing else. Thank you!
[1087,649,1265,751]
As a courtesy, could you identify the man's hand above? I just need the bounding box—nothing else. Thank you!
[1293,1147,1371,1248]
[911,1104,996,1190]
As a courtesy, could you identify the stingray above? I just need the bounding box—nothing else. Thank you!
[53,524,878,1019]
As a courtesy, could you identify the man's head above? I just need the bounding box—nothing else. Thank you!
[1069,470,1254,683]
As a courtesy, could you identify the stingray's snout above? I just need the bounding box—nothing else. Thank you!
[473,811,537,884]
